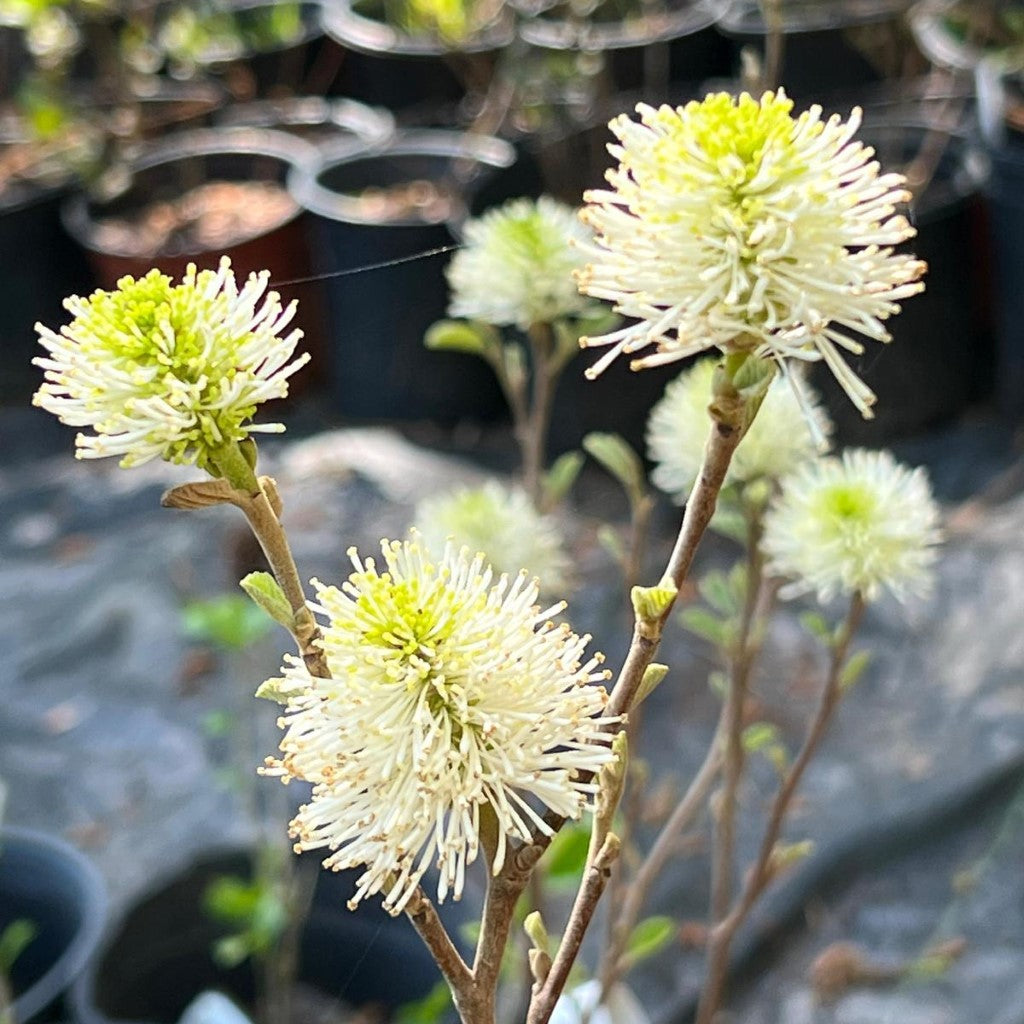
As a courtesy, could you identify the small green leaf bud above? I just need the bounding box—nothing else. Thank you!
[631,577,679,629]
[523,910,550,955]
[240,571,294,629]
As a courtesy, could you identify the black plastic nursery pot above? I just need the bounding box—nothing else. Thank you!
[320,0,514,121]
[70,849,442,1024]
[61,127,330,398]
[518,0,730,101]
[810,121,993,445]
[181,0,326,100]
[983,134,1024,419]
[288,130,518,424]
[0,826,107,1023]
[716,0,918,100]
[0,134,94,405]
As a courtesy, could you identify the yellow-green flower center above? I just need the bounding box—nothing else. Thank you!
[816,482,878,534]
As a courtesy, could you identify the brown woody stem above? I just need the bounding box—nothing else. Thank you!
[695,592,866,1024]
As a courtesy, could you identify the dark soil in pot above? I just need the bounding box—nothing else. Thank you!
[288,131,519,424]
[70,850,443,1024]
[0,826,106,1023]
[61,127,329,399]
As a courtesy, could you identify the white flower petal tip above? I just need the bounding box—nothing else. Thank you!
[578,91,926,416]
[762,449,942,605]
[33,257,307,469]
[264,538,616,914]
[647,358,832,503]
[413,480,573,596]
[447,197,600,329]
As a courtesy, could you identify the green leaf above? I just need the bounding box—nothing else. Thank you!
[250,891,287,950]
[582,432,646,505]
[523,911,550,955]
[211,933,252,969]
[698,570,739,616]
[181,595,271,650]
[254,677,296,704]
[625,916,676,963]
[743,722,788,773]
[742,722,780,753]
[710,505,749,545]
[201,709,233,738]
[707,669,728,698]
[631,580,678,625]
[596,524,625,564]
[424,319,496,358]
[204,875,259,924]
[732,355,776,398]
[799,611,832,642]
[679,606,729,647]
[544,822,591,881]
[543,450,584,507]
[840,650,872,691]
[239,572,293,629]
[635,663,669,707]
[768,839,814,877]
[0,919,37,974]
[396,981,453,1024]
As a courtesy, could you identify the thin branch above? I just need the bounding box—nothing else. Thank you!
[695,592,866,1024]
[710,520,765,923]
[515,388,749,1024]
[528,835,621,1024]
[609,412,747,721]
[600,714,725,998]
[232,476,329,679]
[760,0,786,91]
[406,889,475,1006]
[522,322,557,509]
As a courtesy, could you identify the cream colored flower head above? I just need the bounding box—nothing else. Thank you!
[647,357,831,503]
[762,449,942,603]
[263,538,615,915]
[413,479,572,594]
[577,91,926,418]
[33,257,308,470]
[447,196,598,330]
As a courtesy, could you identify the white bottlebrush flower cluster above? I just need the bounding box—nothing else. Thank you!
[413,479,572,594]
[263,539,616,915]
[646,357,831,504]
[577,90,926,417]
[762,449,942,604]
[33,257,308,469]
[447,196,598,329]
